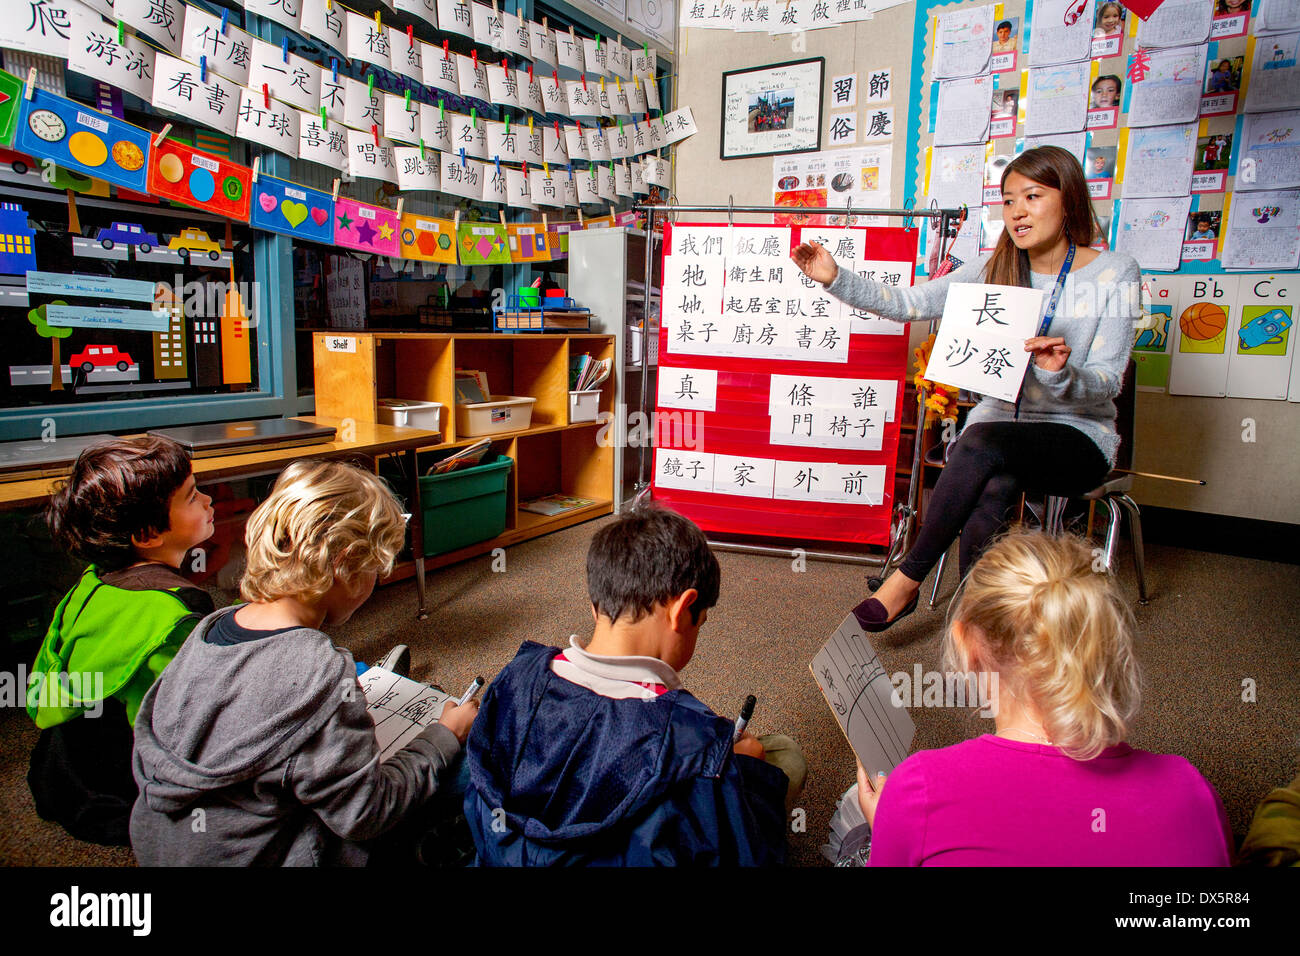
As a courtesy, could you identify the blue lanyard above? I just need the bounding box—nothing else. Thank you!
[1036,241,1076,338]
[1015,242,1075,418]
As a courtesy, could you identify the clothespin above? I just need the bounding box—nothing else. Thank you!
[495,155,501,175]
[644,41,649,58]
[281,37,289,63]
[527,64,533,83]
[454,209,461,231]
[331,59,339,83]
[439,99,445,121]
[443,39,450,60]
[618,117,623,134]
[578,208,584,226]
[501,57,508,72]
[23,67,35,100]
[263,84,271,108]
[471,107,477,128]
[504,114,510,135]
[404,89,412,110]
[153,123,172,147]
[419,138,426,160]
[569,25,576,43]
[499,209,506,228]
[320,106,328,130]
[552,70,560,89]
[397,198,405,218]
[371,124,379,147]
[374,10,382,31]
[581,74,587,92]
[252,156,260,183]
[600,77,605,94]
[459,147,466,167]
[616,77,622,94]
[542,212,549,231]
[117,20,125,44]
[544,160,549,176]
[528,115,534,134]
[332,178,341,201]
[367,74,375,99]
[609,203,615,219]
[568,167,574,181]
[472,49,478,71]
[407,25,414,48]
[200,56,208,83]
[220,9,229,34]
[523,162,528,175]
[596,34,602,52]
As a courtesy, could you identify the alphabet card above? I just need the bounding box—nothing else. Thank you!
[333,197,400,256]
[1226,274,1296,400]
[925,282,1046,402]
[1168,274,1235,397]
[146,140,252,222]
[250,174,334,244]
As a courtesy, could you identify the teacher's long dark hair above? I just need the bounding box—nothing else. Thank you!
[984,146,1101,288]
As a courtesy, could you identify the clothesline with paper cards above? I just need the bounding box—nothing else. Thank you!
[651,221,919,547]
[679,0,912,33]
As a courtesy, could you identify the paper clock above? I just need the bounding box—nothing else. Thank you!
[251,174,335,244]
[16,88,152,193]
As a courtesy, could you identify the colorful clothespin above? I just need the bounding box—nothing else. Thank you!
[544,161,549,176]
[281,37,289,63]
[443,39,450,60]
[459,147,466,167]
[331,58,339,83]
[552,70,559,88]
[397,198,405,218]
[374,10,382,31]
[367,74,375,98]
[439,99,445,121]
[332,179,341,201]
[220,9,229,34]
[596,34,602,52]
[419,138,426,160]
[200,56,207,83]
[407,25,414,48]
[152,123,172,147]
[404,89,412,110]
[618,117,623,134]
[251,156,260,183]
[553,119,560,138]
[527,64,533,82]
[472,49,478,71]
[372,124,380,147]
[320,106,328,130]
[117,20,125,44]
[501,57,508,72]
[581,74,588,92]
[616,77,622,94]
[528,115,534,134]
[495,155,501,175]
[504,114,510,135]
[471,107,477,128]
[263,84,271,108]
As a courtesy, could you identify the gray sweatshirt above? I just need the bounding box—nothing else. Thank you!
[130,606,462,866]
[825,250,1142,465]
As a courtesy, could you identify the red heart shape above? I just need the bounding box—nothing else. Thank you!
[310,207,328,226]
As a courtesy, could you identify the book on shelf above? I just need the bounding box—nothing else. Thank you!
[454,369,490,404]
[425,438,494,475]
[519,494,598,516]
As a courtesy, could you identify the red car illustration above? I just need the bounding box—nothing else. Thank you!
[70,344,133,373]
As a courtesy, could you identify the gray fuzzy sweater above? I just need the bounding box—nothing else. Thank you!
[825,250,1142,465]
[130,606,461,866]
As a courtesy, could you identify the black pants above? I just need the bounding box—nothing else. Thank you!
[899,422,1111,582]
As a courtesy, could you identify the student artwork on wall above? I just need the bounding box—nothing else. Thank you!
[456,221,510,265]
[250,174,334,244]
[333,197,400,256]
[146,140,252,222]
[399,214,459,263]
[16,88,152,193]
[720,57,825,159]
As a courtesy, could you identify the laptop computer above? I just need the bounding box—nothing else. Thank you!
[0,435,115,482]
[148,419,337,458]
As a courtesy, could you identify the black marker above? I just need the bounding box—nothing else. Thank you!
[732,694,757,743]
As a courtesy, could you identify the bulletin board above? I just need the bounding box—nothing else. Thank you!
[906,0,1300,400]
[652,221,918,546]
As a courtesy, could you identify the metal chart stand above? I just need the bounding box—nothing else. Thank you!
[629,199,965,572]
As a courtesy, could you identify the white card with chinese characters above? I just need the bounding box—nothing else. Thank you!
[927,282,1046,403]
[658,366,718,412]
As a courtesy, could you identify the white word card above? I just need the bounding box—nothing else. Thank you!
[926,282,1046,402]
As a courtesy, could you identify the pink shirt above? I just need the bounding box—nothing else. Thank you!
[868,735,1233,866]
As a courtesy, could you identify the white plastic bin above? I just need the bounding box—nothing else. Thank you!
[455,395,537,436]
[377,399,442,432]
[568,389,601,423]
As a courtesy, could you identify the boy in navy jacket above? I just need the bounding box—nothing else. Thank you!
[465,506,802,866]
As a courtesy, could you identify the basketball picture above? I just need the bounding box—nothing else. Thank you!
[1178,302,1229,353]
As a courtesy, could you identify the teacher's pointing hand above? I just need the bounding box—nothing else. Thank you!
[791,241,839,285]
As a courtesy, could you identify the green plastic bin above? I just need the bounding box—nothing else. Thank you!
[418,454,513,556]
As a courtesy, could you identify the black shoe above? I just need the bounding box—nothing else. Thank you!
[852,591,920,633]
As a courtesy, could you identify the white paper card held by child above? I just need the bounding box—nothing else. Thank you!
[926,282,1046,402]
[810,614,915,778]
[360,667,451,762]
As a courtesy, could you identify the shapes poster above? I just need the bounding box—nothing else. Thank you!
[250,175,334,244]
[16,88,152,193]
[399,213,458,263]
[456,221,511,265]
[507,223,553,263]
[0,69,22,148]
[334,198,400,256]
[146,140,252,222]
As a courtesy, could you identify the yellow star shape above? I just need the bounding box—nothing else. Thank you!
[378,221,394,242]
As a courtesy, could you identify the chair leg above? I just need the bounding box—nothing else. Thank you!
[1101,497,1123,571]
[1114,494,1149,605]
[928,549,947,609]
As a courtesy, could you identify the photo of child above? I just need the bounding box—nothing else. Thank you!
[993,19,1019,53]
[1205,57,1243,93]
[1187,212,1221,240]
[1091,75,1123,109]
[1195,134,1232,171]
[1214,0,1250,17]
[1086,146,1117,180]
[1093,2,1126,37]
[992,89,1019,118]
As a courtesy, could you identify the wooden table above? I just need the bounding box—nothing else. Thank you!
[0,417,443,619]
